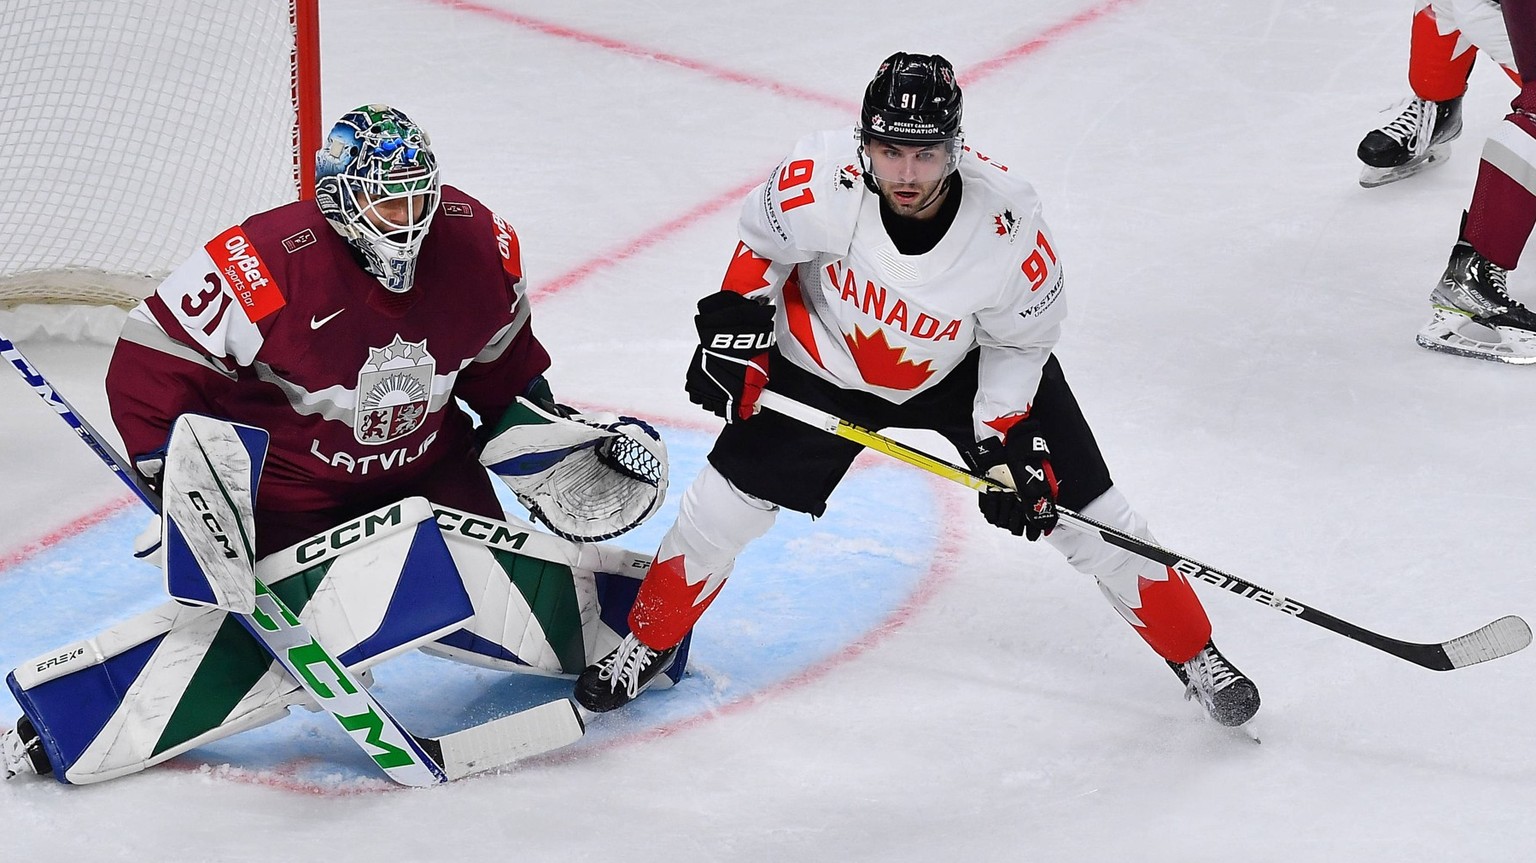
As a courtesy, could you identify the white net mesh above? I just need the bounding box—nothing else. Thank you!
[0,0,307,310]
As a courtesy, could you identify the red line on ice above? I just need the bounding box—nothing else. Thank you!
[0,1,1135,792]
[424,1,860,113]
[0,495,136,575]
[536,180,761,298]
[432,0,1144,301]
[959,0,1145,86]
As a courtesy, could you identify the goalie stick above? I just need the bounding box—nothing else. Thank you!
[754,390,1532,671]
[1,328,584,784]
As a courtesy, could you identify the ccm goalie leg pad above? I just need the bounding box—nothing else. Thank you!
[5,497,475,784]
[426,505,691,688]
[480,397,668,542]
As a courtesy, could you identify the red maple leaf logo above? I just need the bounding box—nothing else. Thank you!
[843,327,935,390]
[982,412,1028,437]
[720,241,773,295]
[629,553,727,647]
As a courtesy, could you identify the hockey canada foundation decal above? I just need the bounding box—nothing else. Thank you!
[355,335,434,445]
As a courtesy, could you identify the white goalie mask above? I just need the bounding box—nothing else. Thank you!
[315,104,441,293]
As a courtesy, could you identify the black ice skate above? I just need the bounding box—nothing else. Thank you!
[574,632,679,713]
[2,716,51,780]
[1417,238,1536,364]
[1168,641,1260,727]
[1357,96,1462,188]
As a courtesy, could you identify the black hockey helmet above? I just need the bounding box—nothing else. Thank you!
[860,52,963,145]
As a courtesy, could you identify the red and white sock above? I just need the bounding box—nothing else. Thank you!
[628,464,778,649]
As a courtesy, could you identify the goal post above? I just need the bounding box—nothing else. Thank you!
[0,0,323,312]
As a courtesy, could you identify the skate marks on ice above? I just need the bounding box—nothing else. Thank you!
[0,426,945,793]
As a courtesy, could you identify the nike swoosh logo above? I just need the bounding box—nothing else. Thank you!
[310,309,344,330]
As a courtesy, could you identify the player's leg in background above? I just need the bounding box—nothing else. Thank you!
[1416,5,1536,362]
[1357,2,1478,186]
[1466,0,1536,271]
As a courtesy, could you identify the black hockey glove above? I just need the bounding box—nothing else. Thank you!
[685,291,774,423]
[960,420,1059,541]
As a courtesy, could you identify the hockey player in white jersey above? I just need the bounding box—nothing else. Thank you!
[1356,0,1517,188]
[574,53,1260,727]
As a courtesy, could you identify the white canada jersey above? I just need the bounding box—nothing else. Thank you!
[725,127,1065,440]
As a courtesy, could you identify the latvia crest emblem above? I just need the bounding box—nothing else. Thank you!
[354,334,435,445]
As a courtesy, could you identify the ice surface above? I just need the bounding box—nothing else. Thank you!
[3,1,1534,860]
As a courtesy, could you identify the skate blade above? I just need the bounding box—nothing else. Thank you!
[1416,308,1536,364]
[1234,718,1261,744]
[1358,147,1448,188]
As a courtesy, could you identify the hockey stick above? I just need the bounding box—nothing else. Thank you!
[1,329,584,783]
[754,390,1532,671]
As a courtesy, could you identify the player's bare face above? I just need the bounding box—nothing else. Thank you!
[867,141,950,219]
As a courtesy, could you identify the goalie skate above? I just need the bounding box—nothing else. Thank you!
[1357,96,1462,189]
[2,717,50,780]
[1416,241,1536,364]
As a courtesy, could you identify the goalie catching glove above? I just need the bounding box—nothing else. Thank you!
[961,418,1059,541]
[685,291,774,422]
[480,383,668,542]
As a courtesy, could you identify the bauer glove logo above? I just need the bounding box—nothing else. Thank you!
[710,332,775,351]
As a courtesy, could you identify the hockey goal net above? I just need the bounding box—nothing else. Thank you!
[0,0,321,314]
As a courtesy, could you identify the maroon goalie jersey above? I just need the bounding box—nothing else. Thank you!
[106,185,550,550]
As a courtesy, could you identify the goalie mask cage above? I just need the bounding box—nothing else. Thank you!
[0,0,322,311]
